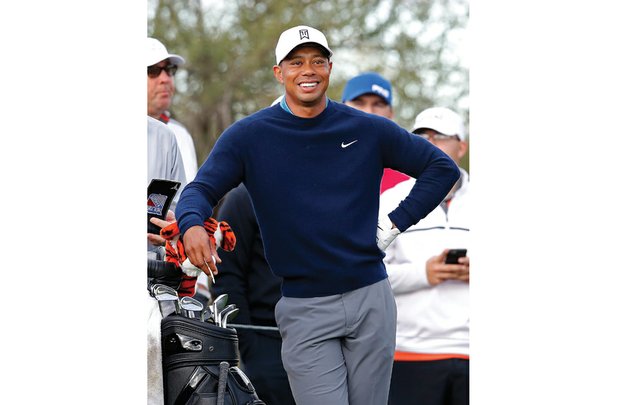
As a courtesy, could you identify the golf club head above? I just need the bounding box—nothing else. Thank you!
[153,283,175,292]
[208,304,215,320]
[221,308,239,328]
[200,306,213,323]
[151,283,174,297]
[149,283,160,297]
[154,290,178,303]
[211,294,228,325]
[153,285,181,314]
[153,287,181,318]
[179,296,204,318]
[217,304,237,327]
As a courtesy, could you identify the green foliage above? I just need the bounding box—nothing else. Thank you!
[148,0,469,172]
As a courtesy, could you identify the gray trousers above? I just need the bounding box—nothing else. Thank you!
[275,278,397,405]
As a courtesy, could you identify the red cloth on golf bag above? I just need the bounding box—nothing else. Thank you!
[160,218,236,297]
[161,314,265,405]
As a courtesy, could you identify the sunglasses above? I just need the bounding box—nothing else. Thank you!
[415,132,460,142]
[147,64,178,78]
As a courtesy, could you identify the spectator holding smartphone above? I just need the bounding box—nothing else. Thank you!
[380,107,470,405]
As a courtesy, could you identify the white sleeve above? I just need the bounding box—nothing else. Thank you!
[169,120,199,182]
[383,237,431,294]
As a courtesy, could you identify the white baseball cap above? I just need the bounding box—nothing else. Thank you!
[275,25,333,65]
[412,107,467,140]
[147,37,185,67]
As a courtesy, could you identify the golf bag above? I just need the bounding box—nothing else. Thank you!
[161,314,266,405]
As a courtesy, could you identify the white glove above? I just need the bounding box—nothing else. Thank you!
[181,258,203,277]
[182,257,216,284]
[376,214,401,251]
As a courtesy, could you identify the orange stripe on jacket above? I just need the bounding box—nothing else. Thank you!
[394,351,469,362]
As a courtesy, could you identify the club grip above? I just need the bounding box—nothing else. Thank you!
[217,361,230,405]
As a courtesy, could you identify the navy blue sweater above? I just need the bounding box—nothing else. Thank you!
[176,101,460,298]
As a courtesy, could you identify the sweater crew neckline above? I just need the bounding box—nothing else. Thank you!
[273,98,336,125]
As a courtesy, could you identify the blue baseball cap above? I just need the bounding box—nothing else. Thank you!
[341,72,392,106]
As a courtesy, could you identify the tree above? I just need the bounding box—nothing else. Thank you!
[148,0,468,170]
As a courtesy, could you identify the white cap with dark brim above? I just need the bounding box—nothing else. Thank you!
[147,37,185,67]
[275,25,333,65]
[412,107,467,141]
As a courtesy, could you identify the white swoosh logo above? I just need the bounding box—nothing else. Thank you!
[341,140,358,148]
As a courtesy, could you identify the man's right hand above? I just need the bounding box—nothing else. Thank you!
[182,225,220,276]
[426,248,469,286]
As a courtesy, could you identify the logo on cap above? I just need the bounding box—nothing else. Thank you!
[371,84,390,100]
[299,29,309,40]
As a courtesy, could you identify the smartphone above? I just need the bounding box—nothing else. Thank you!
[445,249,467,264]
[147,179,181,234]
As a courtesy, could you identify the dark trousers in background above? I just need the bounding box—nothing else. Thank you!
[241,331,296,405]
[388,358,469,405]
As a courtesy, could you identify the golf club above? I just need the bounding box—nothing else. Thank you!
[179,296,204,319]
[153,284,181,315]
[200,306,213,323]
[217,304,237,327]
[217,361,230,405]
[211,294,228,326]
[153,285,180,317]
[221,308,239,329]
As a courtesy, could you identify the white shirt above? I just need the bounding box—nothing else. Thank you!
[168,118,198,182]
[379,168,470,355]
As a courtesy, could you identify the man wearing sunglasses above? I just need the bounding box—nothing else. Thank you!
[147,37,198,184]
[146,37,213,304]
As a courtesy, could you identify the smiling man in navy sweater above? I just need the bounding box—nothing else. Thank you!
[175,25,460,405]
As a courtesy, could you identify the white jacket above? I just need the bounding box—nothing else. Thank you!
[379,168,470,355]
[168,118,198,182]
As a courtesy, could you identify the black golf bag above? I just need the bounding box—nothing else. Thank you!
[161,314,266,405]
